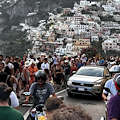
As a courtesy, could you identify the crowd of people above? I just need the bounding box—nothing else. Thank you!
[0,53,120,96]
[0,53,87,95]
[0,52,120,120]
[0,53,120,94]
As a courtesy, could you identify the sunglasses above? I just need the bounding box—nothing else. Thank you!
[37,77,45,80]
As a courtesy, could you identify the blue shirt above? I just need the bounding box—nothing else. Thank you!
[100,59,105,65]
[78,63,84,68]
[30,82,55,104]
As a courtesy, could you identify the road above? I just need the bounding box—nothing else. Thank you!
[19,89,105,120]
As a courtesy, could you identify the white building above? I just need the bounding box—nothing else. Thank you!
[55,47,66,55]
[102,5,116,12]
[74,13,84,24]
[73,2,79,12]
[102,35,120,51]
[67,16,74,22]
[102,40,117,51]
[91,35,99,42]
[74,24,89,32]
[58,24,69,31]
[101,22,120,29]
[66,43,73,52]
[91,16,101,22]
[80,0,90,8]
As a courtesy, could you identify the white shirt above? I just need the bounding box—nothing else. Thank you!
[4,62,14,69]
[81,57,86,63]
[48,58,53,64]
[9,91,19,108]
[41,62,50,70]
[91,62,96,65]
[103,79,117,99]
[52,56,58,64]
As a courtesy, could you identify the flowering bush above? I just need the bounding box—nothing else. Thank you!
[81,46,98,58]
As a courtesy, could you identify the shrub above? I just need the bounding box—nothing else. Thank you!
[81,46,98,58]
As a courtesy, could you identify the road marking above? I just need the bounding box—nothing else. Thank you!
[23,89,66,119]
[56,89,66,95]
[22,104,33,107]
[24,108,30,120]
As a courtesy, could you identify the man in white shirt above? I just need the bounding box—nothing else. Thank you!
[4,56,14,75]
[102,66,120,101]
[41,58,50,70]
[81,54,87,65]
[52,53,60,65]
[10,91,19,110]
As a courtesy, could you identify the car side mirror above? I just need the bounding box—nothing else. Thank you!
[72,71,76,74]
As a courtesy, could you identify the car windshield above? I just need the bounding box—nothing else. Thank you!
[76,67,103,77]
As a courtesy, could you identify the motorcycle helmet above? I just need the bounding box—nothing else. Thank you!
[109,65,120,73]
[35,70,47,82]
[113,73,120,82]
[115,75,120,91]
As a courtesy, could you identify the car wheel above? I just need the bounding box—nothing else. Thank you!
[67,91,73,97]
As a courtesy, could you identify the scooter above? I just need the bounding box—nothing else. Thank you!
[29,104,46,120]
[100,87,113,120]
[21,92,46,120]
[22,92,64,120]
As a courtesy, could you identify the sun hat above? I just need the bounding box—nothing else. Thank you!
[25,61,31,67]
[30,60,36,65]
[65,60,69,63]
[82,54,86,57]
[71,58,74,61]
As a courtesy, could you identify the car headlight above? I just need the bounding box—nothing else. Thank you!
[93,79,103,86]
[67,80,72,85]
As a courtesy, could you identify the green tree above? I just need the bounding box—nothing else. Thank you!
[0,30,33,58]
[103,50,120,57]
[91,37,103,54]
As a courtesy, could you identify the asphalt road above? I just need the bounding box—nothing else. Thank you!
[19,89,105,120]
[57,89,105,120]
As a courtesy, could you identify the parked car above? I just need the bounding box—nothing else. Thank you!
[67,66,111,97]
